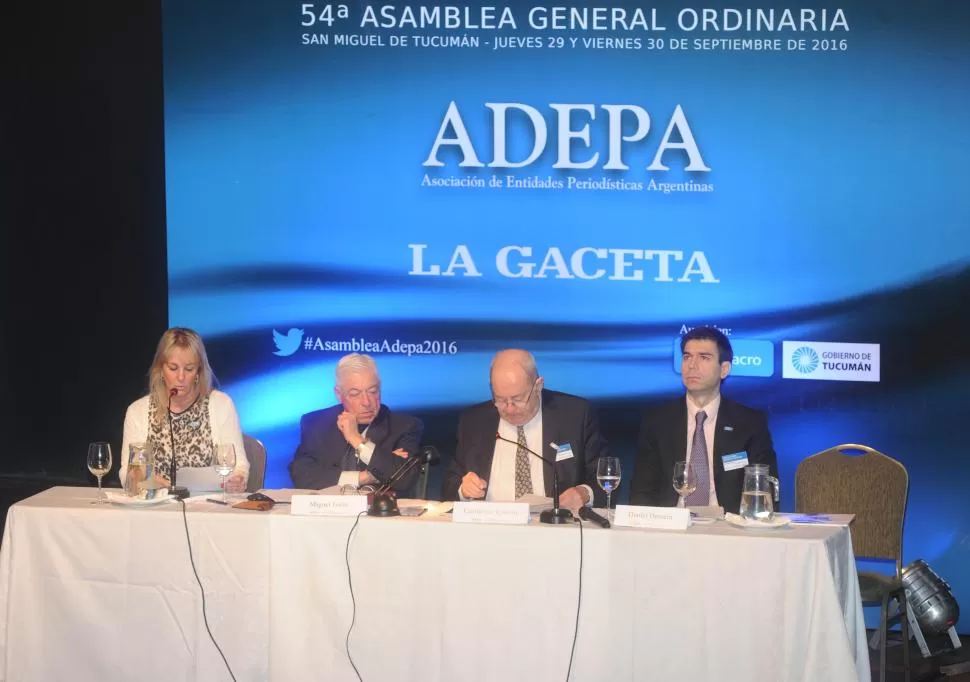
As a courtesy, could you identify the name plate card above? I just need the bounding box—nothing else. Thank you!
[290,494,368,517]
[452,501,530,525]
[614,505,690,530]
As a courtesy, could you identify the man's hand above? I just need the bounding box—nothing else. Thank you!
[459,472,488,499]
[337,411,362,447]
[392,448,409,459]
[559,486,589,513]
[358,470,377,485]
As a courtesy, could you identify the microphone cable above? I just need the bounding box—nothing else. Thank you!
[566,516,583,682]
[178,499,238,682]
[339,502,584,682]
[344,510,368,682]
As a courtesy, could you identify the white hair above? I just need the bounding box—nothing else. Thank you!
[335,353,380,387]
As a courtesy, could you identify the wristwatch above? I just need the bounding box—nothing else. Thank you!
[355,438,369,456]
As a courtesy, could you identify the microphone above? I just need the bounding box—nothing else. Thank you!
[377,446,436,495]
[366,446,436,517]
[495,432,573,525]
[167,388,189,500]
[578,506,610,528]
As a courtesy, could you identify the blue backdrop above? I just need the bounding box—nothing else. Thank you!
[162,0,970,628]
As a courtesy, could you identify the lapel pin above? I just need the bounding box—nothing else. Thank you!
[723,425,734,432]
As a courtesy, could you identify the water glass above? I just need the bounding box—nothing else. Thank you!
[87,442,113,504]
[672,461,696,507]
[596,457,621,521]
[212,444,236,502]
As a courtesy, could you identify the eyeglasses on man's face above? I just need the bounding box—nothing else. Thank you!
[492,379,537,409]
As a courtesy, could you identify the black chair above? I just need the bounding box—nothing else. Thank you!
[243,434,267,492]
[413,446,440,499]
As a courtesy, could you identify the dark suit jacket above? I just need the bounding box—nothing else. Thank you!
[442,389,610,506]
[629,396,778,514]
[288,404,424,493]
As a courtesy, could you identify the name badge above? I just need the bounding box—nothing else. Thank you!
[452,502,530,525]
[290,494,368,517]
[614,505,690,530]
[721,451,749,471]
[553,442,575,462]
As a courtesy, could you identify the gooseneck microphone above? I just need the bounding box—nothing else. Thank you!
[578,506,610,528]
[167,388,189,500]
[366,446,437,517]
[495,432,573,525]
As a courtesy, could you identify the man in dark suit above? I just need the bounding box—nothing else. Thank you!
[630,327,778,514]
[289,353,423,492]
[442,349,609,511]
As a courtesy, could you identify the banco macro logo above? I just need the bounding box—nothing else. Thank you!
[273,328,305,357]
[791,346,819,374]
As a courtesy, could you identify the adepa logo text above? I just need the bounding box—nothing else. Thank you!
[273,328,305,357]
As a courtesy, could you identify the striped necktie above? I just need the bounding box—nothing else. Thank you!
[686,411,709,506]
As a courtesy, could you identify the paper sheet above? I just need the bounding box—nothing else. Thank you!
[176,467,224,494]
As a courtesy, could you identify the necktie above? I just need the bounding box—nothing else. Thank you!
[341,444,359,474]
[686,411,709,506]
[514,425,534,498]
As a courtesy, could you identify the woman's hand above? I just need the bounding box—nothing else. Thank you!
[224,473,247,494]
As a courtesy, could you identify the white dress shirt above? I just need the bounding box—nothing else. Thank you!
[486,410,546,501]
[681,393,721,507]
[338,425,374,488]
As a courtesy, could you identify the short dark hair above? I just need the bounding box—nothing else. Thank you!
[680,326,733,364]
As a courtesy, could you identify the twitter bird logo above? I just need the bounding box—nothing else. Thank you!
[273,328,305,357]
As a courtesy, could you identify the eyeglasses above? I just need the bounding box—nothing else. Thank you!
[492,380,537,409]
[343,387,380,400]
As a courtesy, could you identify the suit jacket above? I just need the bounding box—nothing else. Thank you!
[442,389,610,506]
[629,396,778,514]
[288,404,424,493]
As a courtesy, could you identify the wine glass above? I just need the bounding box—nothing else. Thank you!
[596,457,621,522]
[212,444,236,502]
[672,461,696,508]
[87,442,113,504]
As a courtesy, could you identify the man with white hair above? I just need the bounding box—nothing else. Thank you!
[289,353,424,492]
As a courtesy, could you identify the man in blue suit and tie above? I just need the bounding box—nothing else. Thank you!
[289,353,423,492]
[629,327,778,514]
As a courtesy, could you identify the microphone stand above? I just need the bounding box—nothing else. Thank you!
[167,389,189,500]
[495,433,573,525]
[366,450,427,517]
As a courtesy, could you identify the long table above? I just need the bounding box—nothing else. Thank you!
[0,487,870,682]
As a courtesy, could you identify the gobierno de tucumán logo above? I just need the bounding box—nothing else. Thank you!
[790,346,819,374]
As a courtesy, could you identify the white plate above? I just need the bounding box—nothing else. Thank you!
[104,491,174,507]
[724,513,791,530]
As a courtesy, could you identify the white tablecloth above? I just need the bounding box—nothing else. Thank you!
[0,487,870,682]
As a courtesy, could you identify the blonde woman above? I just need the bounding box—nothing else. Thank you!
[120,327,249,492]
